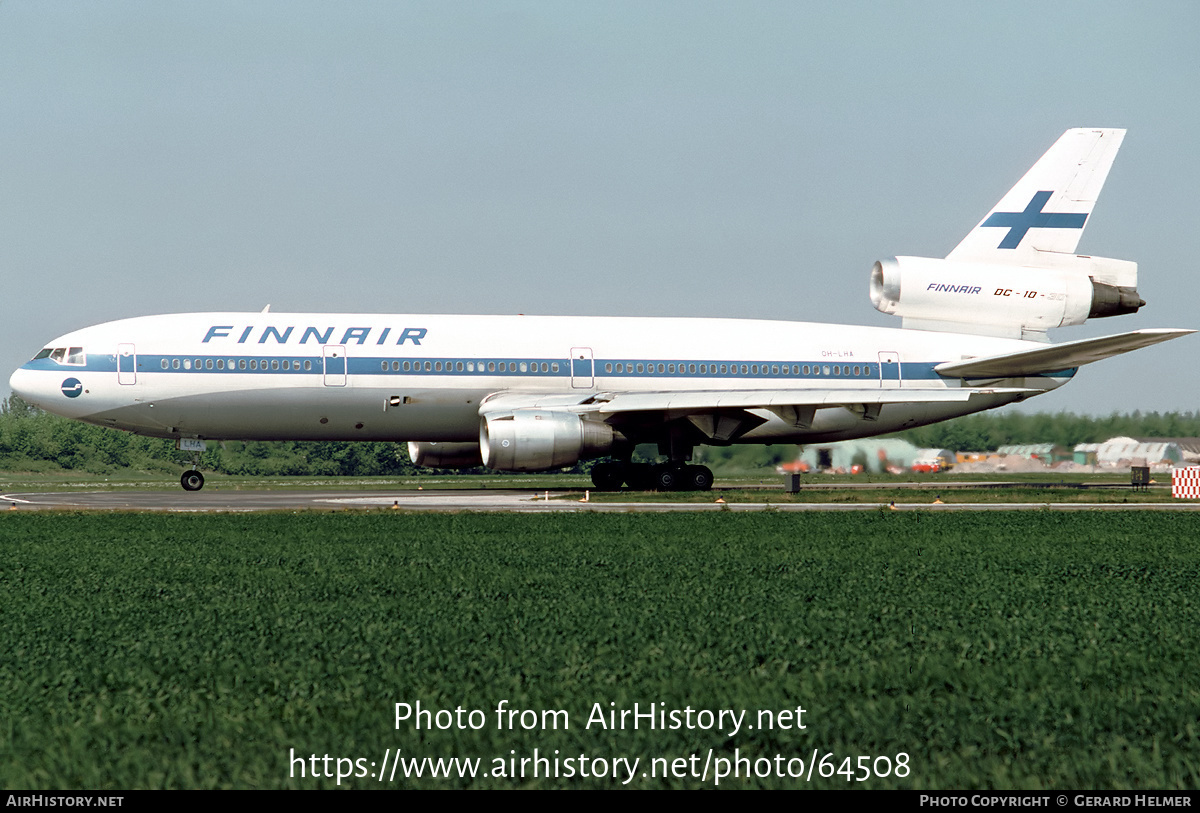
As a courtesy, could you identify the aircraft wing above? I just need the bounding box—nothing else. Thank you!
[577,387,1030,414]
[934,329,1194,379]
[480,386,1037,418]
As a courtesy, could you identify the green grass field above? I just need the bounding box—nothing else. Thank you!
[3,511,1198,789]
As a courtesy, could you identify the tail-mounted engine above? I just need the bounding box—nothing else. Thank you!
[870,255,1143,339]
[480,410,614,472]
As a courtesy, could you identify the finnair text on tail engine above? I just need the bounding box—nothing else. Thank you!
[10,129,1191,491]
[925,284,983,295]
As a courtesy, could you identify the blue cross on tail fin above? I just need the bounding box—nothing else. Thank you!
[947,129,1124,264]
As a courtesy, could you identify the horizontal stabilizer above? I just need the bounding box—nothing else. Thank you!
[934,329,1194,379]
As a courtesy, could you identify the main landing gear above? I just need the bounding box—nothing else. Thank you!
[590,461,714,492]
[181,469,205,491]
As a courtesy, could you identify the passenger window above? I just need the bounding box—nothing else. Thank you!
[160,359,168,369]
[184,359,192,370]
[173,359,181,370]
[304,360,312,371]
[205,359,214,370]
[271,360,279,370]
[551,362,559,373]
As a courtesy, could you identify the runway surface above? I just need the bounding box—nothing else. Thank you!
[1,488,1196,512]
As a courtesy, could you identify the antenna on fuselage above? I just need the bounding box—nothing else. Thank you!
[261,305,271,313]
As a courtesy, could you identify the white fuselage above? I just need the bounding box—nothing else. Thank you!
[9,311,1069,446]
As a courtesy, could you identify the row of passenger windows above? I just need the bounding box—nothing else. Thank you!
[160,358,313,372]
[602,362,873,377]
[380,360,561,373]
[156,357,875,376]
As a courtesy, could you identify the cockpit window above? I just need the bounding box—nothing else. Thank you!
[36,347,86,365]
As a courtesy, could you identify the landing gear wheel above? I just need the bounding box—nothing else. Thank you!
[652,465,680,492]
[625,465,653,491]
[684,465,714,491]
[590,462,626,491]
[181,470,205,492]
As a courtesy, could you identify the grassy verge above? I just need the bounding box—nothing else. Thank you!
[3,512,1198,788]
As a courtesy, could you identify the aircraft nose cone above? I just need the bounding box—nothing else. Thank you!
[9,366,49,409]
[9,367,31,401]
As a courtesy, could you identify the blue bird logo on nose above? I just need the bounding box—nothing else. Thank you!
[61,378,83,398]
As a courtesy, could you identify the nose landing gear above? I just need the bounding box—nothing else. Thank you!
[178,441,207,491]
[180,469,205,491]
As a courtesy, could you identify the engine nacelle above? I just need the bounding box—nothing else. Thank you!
[870,255,1142,338]
[480,410,614,472]
[407,441,483,469]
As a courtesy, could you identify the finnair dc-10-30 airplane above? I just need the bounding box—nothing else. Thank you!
[10,129,1193,491]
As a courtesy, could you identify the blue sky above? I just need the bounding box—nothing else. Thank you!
[2,1,1196,413]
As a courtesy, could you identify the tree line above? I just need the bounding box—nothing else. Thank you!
[892,410,1200,452]
[0,395,422,477]
[2,394,1197,476]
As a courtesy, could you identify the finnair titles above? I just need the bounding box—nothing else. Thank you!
[10,128,1192,492]
[202,325,429,346]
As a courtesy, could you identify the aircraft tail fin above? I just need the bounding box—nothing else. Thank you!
[947,128,1125,264]
[870,128,1143,340]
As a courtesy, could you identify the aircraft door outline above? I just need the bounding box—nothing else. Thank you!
[118,344,137,385]
[323,345,347,387]
[878,351,901,388]
[570,347,594,389]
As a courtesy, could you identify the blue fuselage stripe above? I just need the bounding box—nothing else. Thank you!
[20,354,1078,383]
